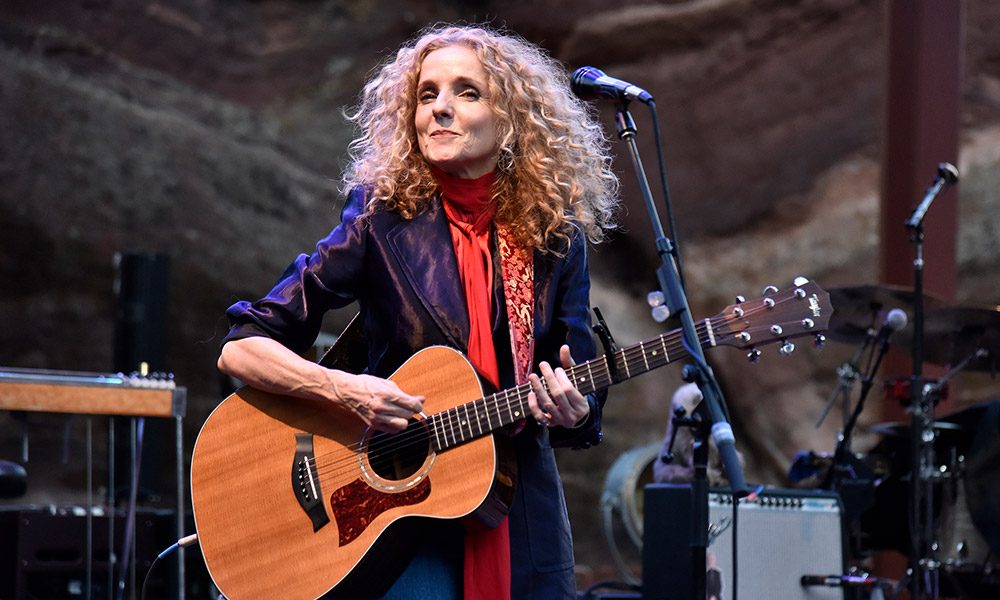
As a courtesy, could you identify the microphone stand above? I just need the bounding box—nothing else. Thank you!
[895,164,956,599]
[904,218,937,600]
[823,332,892,490]
[815,328,874,429]
[613,99,747,600]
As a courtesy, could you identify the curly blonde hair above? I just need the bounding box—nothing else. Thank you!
[342,24,619,253]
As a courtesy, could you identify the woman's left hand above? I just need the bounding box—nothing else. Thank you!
[527,344,590,429]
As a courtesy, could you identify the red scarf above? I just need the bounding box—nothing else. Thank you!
[435,167,511,600]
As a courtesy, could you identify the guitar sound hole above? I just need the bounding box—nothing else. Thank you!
[367,419,430,481]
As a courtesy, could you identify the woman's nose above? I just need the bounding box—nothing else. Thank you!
[432,93,453,119]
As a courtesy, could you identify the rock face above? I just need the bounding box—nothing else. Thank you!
[1,0,998,586]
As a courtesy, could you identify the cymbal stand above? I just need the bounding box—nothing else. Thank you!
[823,328,894,490]
[815,318,876,429]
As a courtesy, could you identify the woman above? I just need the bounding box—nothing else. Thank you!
[218,24,619,599]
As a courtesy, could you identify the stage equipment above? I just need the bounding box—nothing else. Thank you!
[578,66,764,600]
[915,307,1000,371]
[643,484,846,600]
[904,162,959,229]
[0,459,27,498]
[571,66,654,104]
[904,161,959,599]
[0,505,174,600]
[600,443,661,585]
[825,284,946,344]
[0,367,187,600]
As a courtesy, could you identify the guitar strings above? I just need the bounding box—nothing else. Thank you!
[306,325,700,481]
[305,297,799,481]
[306,296,804,483]
[304,293,811,482]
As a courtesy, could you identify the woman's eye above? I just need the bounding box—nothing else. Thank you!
[460,89,480,100]
[419,90,436,103]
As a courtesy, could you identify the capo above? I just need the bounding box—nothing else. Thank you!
[592,307,621,382]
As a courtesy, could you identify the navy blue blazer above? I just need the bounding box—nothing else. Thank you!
[225,186,606,597]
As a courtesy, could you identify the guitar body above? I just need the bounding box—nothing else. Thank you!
[191,346,513,600]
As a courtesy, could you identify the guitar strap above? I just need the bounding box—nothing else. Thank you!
[316,312,367,373]
[496,225,534,386]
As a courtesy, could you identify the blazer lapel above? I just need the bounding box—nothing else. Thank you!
[386,198,469,350]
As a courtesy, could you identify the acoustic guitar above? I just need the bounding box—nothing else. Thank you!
[190,279,831,599]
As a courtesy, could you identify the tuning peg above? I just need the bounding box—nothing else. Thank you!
[651,305,670,323]
[747,348,762,363]
[813,334,827,349]
[793,276,810,287]
[779,340,796,356]
[762,285,779,296]
[647,291,670,322]
[735,295,746,304]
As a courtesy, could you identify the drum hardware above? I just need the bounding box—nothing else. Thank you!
[661,404,704,467]
[820,306,903,492]
[883,376,950,407]
[826,284,946,345]
[912,307,1000,372]
[815,285,1000,598]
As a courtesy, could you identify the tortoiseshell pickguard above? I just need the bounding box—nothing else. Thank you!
[329,478,431,546]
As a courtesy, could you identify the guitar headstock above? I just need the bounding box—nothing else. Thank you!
[711,277,833,361]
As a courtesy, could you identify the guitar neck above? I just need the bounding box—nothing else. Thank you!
[426,279,832,452]
[427,325,697,452]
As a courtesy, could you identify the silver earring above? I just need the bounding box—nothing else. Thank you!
[498,146,515,172]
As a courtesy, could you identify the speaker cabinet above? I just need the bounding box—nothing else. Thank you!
[643,484,845,600]
[0,506,174,599]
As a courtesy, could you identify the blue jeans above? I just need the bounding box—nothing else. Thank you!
[380,520,463,599]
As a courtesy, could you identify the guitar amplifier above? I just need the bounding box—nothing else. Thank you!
[642,484,845,600]
[0,505,174,600]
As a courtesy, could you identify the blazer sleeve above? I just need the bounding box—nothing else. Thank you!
[222,187,368,355]
[545,231,606,450]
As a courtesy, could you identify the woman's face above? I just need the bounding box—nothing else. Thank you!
[415,45,501,179]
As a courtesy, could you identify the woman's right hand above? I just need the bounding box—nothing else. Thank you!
[329,372,424,433]
[218,337,423,434]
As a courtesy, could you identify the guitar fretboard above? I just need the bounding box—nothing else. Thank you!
[422,279,830,452]
[425,325,701,452]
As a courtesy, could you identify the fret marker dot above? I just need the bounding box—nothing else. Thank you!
[581,377,587,382]
[652,351,658,355]
[514,411,520,417]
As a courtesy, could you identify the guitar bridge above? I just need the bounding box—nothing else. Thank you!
[293,433,330,532]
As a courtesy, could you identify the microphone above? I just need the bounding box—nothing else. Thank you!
[571,67,654,104]
[873,308,908,347]
[905,162,959,229]
[801,574,878,588]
